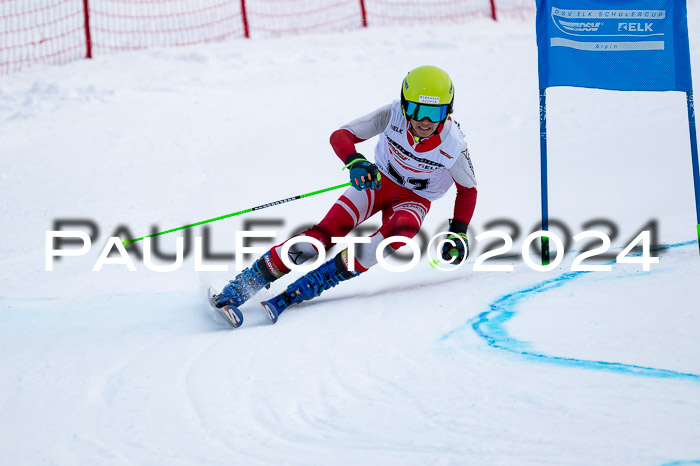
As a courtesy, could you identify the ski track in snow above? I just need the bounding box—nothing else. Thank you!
[441,240,700,382]
[179,332,241,459]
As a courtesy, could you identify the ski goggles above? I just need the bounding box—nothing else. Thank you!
[405,101,449,123]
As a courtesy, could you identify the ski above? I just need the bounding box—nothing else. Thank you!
[208,286,244,328]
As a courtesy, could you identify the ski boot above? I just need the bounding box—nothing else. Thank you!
[211,253,280,327]
[261,249,360,324]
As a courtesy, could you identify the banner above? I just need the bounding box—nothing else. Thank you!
[536,0,693,91]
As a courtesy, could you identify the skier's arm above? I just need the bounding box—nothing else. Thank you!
[330,104,392,164]
[449,141,478,227]
[453,184,477,226]
[440,142,477,262]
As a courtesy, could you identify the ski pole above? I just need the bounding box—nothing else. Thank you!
[122,182,351,247]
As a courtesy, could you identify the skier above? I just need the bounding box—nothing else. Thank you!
[212,65,477,323]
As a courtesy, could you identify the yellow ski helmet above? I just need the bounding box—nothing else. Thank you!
[400,65,454,123]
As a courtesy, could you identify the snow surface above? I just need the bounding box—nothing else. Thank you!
[2,8,700,466]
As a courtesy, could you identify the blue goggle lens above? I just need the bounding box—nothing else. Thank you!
[405,101,448,123]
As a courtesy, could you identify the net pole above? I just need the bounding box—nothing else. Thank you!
[82,0,92,58]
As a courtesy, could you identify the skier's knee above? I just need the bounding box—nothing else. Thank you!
[285,238,320,266]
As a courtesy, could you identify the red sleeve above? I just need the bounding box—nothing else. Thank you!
[453,183,477,226]
[330,129,366,164]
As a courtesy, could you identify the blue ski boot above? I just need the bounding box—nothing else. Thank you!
[261,249,360,324]
[213,253,281,309]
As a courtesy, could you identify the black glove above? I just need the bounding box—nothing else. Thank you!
[441,219,470,264]
[345,153,381,191]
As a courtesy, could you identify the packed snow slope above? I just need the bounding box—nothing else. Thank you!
[2,7,700,466]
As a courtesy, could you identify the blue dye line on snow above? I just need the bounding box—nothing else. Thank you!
[444,240,700,381]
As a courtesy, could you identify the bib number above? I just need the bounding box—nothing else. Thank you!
[387,161,429,191]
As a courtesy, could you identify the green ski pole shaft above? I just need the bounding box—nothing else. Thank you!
[122,182,352,247]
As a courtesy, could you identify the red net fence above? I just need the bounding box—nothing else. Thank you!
[0,0,534,75]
